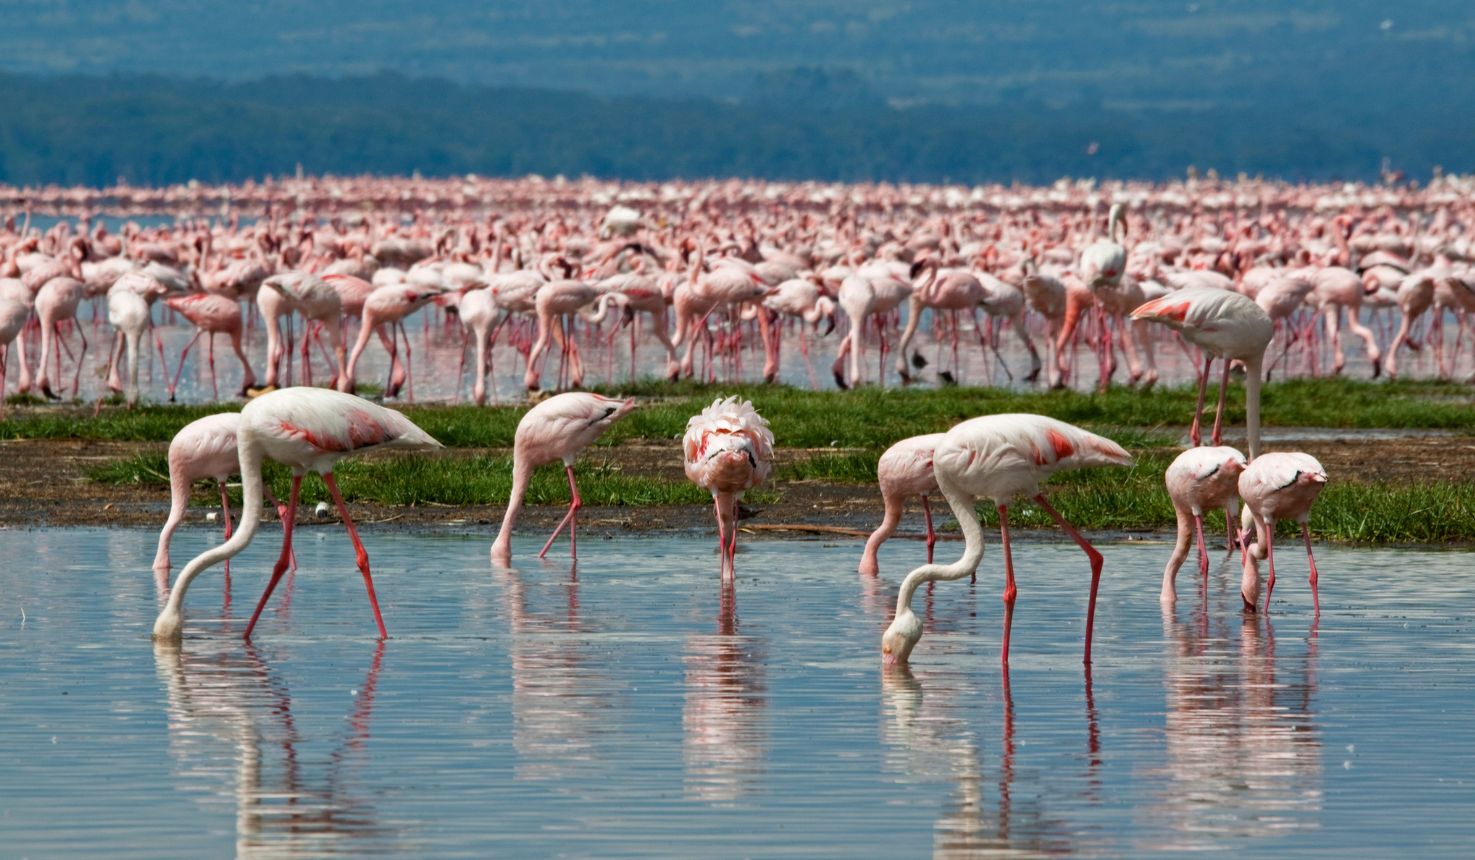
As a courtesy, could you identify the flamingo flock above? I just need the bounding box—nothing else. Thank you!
[3,173,1475,408]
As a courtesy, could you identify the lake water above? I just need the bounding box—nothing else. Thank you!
[1,528,1471,857]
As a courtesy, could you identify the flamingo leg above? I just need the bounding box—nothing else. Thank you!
[1302,522,1320,613]
[1210,355,1231,446]
[713,495,729,579]
[218,480,234,581]
[1262,520,1277,614]
[323,471,390,639]
[1225,508,1237,559]
[1194,512,1208,579]
[998,503,1017,666]
[1034,494,1104,664]
[538,465,582,559]
[263,486,298,571]
[244,474,301,640]
[921,494,936,565]
[169,330,203,402]
[1190,353,1211,446]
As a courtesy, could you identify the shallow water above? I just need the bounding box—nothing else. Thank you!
[1,529,1472,857]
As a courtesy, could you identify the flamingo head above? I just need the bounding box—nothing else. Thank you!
[881,609,923,670]
[152,606,185,643]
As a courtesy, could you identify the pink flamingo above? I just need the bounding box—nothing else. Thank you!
[858,433,943,576]
[164,293,255,401]
[151,387,443,642]
[103,272,170,407]
[881,414,1132,668]
[1079,203,1127,288]
[151,412,294,580]
[523,278,598,391]
[456,286,500,405]
[1239,452,1327,614]
[1131,286,1273,458]
[491,392,637,563]
[261,273,347,390]
[32,275,87,399]
[0,289,28,417]
[342,284,435,398]
[683,396,774,581]
[1161,445,1247,604]
[832,271,912,388]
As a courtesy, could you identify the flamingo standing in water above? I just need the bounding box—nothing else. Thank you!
[164,292,255,400]
[1239,452,1327,614]
[1131,286,1273,458]
[152,387,443,643]
[1161,445,1247,604]
[341,284,436,398]
[858,433,943,576]
[491,392,637,563]
[103,272,169,408]
[881,414,1132,668]
[683,396,774,581]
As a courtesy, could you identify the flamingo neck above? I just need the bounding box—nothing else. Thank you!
[895,476,985,614]
[492,455,532,555]
[158,439,265,626]
[1244,355,1263,460]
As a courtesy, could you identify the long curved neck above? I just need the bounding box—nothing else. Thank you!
[895,478,985,615]
[161,440,265,618]
[1244,355,1263,460]
[492,455,532,554]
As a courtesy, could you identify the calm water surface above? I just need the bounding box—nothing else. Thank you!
[1,529,1471,857]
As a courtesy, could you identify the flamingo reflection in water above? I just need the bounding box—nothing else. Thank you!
[497,559,623,782]
[1142,601,1323,852]
[153,640,402,857]
[683,583,768,803]
[879,664,1104,857]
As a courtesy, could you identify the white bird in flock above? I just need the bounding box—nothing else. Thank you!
[490,391,637,564]
[1131,286,1274,459]
[152,387,443,643]
[1161,445,1247,604]
[858,433,944,576]
[1079,203,1128,288]
[881,414,1132,668]
[1238,452,1328,615]
[104,272,169,408]
[683,396,774,581]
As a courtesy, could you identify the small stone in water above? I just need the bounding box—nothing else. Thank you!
[205,512,218,523]
[315,501,331,517]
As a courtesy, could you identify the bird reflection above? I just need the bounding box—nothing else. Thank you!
[499,559,618,781]
[880,667,1086,857]
[1144,600,1323,850]
[153,639,397,857]
[683,582,768,804]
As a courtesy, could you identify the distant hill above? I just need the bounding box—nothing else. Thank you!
[0,70,1471,187]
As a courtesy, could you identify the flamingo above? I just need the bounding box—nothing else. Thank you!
[881,414,1132,668]
[1161,446,1247,604]
[523,278,599,391]
[1079,203,1127,288]
[456,286,500,405]
[1130,286,1273,458]
[151,387,444,643]
[164,292,255,401]
[682,396,774,581]
[832,271,912,388]
[491,392,637,563]
[341,284,436,398]
[858,433,944,576]
[32,275,87,399]
[1239,452,1328,615]
[103,272,169,408]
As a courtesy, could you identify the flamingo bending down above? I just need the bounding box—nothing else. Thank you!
[0,292,28,417]
[1239,452,1327,614]
[491,392,637,563]
[164,293,255,400]
[1131,286,1273,458]
[858,433,944,576]
[1161,445,1247,604]
[457,286,500,405]
[342,284,436,398]
[152,387,444,643]
[683,396,774,581]
[104,272,169,408]
[881,414,1132,668]
[33,275,87,399]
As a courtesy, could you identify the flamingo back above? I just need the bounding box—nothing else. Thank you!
[935,414,1132,502]
[683,396,774,494]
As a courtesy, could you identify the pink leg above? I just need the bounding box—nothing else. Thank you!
[713,496,729,579]
[1035,494,1104,664]
[1210,356,1230,446]
[1302,523,1320,613]
[264,486,298,571]
[998,504,1018,666]
[323,472,390,639]
[920,494,936,565]
[169,330,203,401]
[207,332,219,401]
[245,474,301,640]
[1262,520,1277,614]
[1224,508,1236,559]
[539,465,582,559]
[1190,354,1211,446]
[218,480,234,580]
[1194,512,1208,579]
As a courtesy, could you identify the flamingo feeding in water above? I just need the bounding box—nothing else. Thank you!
[1161,445,1247,604]
[490,392,637,564]
[683,396,774,581]
[858,433,944,576]
[1238,452,1328,614]
[881,414,1132,668]
[164,292,255,401]
[151,387,443,643]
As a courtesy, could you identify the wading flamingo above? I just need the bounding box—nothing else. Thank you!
[881,414,1132,668]
[1161,445,1247,604]
[858,433,943,576]
[491,392,637,563]
[1131,286,1273,458]
[164,292,255,400]
[152,387,443,643]
[1239,452,1327,614]
[683,396,774,581]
